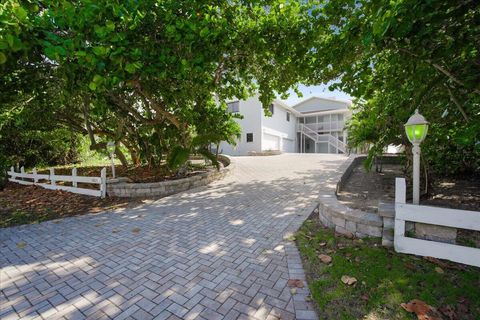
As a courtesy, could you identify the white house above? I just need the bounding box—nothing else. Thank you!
[217,95,352,155]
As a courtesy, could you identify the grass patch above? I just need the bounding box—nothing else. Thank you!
[0,209,61,228]
[296,219,480,319]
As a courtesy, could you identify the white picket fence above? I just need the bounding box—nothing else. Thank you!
[394,177,480,267]
[8,166,107,198]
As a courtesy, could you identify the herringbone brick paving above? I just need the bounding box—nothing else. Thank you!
[0,154,347,319]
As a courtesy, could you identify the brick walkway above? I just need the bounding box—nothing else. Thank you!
[0,154,347,320]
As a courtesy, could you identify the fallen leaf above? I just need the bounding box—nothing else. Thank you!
[355,256,361,263]
[456,297,470,316]
[112,228,120,233]
[318,254,332,264]
[319,242,327,247]
[16,241,27,249]
[290,288,297,295]
[361,294,369,303]
[287,279,304,288]
[405,262,416,271]
[305,295,312,302]
[341,275,357,286]
[435,267,444,274]
[401,299,443,320]
[131,227,141,234]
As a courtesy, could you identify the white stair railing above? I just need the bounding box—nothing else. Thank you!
[298,124,346,153]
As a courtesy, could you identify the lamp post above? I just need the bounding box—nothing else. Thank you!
[404,109,429,205]
[106,141,116,179]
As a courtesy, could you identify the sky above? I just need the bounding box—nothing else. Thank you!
[278,83,353,106]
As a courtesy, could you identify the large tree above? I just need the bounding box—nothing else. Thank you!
[1,0,318,169]
[309,0,480,175]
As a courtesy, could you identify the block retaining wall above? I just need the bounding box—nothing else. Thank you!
[317,155,387,238]
[107,156,232,198]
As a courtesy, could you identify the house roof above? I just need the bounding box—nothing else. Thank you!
[272,99,302,116]
[291,95,352,109]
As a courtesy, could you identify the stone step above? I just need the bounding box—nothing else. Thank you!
[383,217,394,230]
[378,201,395,218]
[382,229,394,247]
[382,238,394,247]
[382,228,394,241]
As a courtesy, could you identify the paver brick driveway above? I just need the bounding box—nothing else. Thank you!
[1,154,347,320]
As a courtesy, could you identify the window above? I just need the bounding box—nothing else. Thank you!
[269,104,274,115]
[305,116,316,124]
[227,101,240,113]
[246,133,253,142]
[286,112,290,122]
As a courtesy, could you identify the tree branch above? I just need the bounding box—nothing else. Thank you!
[445,85,469,122]
[130,80,183,129]
[398,48,480,95]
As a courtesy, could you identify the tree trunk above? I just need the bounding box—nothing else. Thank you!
[115,147,129,168]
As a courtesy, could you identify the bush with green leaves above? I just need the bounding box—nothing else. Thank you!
[308,0,480,176]
[1,0,318,171]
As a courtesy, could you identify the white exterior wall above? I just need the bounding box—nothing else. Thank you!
[218,95,352,156]
[261,102,297,153]
[217,96,263,156]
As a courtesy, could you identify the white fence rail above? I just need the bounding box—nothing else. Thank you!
[394,177,480,267]
[8,166,107,198]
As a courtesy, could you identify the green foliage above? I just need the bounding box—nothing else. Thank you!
[296,220,480,319]
[0,209,60,228]
[310,0,480,176]
[167,145,191,170]
[1,1,319,169]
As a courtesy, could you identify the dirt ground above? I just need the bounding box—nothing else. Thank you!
[337,163,404,213]
[337,163,480,212]
[337,161,480,247]
[39,162,211,183]
[0,182,145,228]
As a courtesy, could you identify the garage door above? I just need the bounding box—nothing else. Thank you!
[263,133,280,151]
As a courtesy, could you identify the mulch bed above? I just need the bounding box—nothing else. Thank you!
[1,160,219,228]
[40,163,211,183]
[0,182,140,228]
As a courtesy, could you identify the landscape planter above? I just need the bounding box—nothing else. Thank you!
[107,156,232,198]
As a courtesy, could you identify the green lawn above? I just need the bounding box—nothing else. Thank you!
[296,220,480,320]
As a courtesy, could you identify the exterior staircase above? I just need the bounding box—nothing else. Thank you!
[298,124,347,153]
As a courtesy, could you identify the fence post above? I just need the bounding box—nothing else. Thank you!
[49,168,56,186]
[394,177,407,246]
[72,167,77,188]
[395,177,406,204]
[32,168,38,184]
[9,166,14,181]
[100,167,107,198]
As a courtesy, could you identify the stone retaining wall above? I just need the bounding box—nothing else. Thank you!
[247,150,282,156]
[318,155,386,238]
[107,157,232,198]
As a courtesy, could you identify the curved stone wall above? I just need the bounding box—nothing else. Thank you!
[107,157,233,198]
[317,156,385,238]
